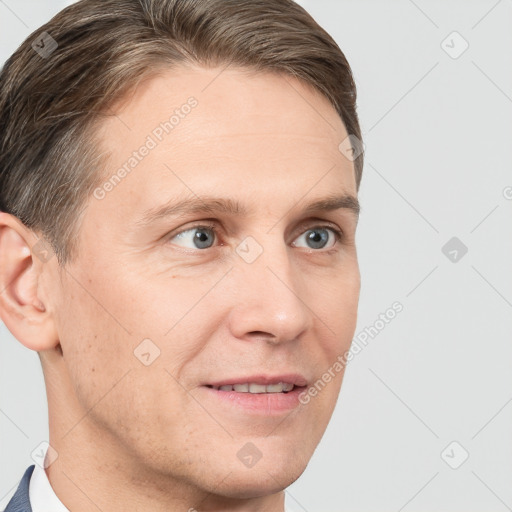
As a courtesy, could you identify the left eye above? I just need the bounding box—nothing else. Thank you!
[292,227,340,250]
[168,225,341,250]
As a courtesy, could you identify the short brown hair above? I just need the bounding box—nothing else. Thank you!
[0,0,363,266]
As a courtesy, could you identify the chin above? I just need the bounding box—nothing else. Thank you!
[215,462,307,500]
[232,448,310,495]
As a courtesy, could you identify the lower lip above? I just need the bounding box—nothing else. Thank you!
[200,385,307,414]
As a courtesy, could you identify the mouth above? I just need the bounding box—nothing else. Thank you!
[200,374,309,414]
[203,373,308,393]
[204,382,301,394]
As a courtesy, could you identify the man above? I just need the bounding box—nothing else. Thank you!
[0,0,364,510]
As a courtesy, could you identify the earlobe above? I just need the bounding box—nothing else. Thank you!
[0,212,59,352]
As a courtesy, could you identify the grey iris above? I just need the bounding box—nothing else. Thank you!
[306,229,329,249]
[194,228,214,249]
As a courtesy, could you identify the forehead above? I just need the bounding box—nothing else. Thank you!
[98,64,349,159]
[90,65,356,223]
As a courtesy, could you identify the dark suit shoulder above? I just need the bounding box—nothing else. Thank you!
[3,465,35,512]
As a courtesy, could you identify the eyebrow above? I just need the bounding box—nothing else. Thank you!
[135,193,360,228]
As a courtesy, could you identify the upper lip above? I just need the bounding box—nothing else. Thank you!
[204,374,308,388]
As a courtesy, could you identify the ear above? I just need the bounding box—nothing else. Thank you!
[0,212,59,352]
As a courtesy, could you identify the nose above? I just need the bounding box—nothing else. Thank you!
[227,239,313,345]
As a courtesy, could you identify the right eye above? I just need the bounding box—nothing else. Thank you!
[167,223,218,250]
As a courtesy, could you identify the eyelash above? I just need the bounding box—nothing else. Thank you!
[167,222,344,252]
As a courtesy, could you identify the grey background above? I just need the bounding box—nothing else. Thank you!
[1,0,511,510]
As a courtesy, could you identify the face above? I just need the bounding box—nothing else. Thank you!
[47,65,360,500]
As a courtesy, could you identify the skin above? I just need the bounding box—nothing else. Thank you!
[0,64,360,511]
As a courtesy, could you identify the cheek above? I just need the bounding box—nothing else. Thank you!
[55,288,191,457]
[54,276,136,408]
[55,269,207,416]
[305,268,360,411]
[317,267,360,347]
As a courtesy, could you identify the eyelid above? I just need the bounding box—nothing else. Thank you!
[294,218,344,238]
[166,221,217,239]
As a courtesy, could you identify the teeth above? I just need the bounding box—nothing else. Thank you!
[267,382,293,393]
[249,383,267,393]
[213,382,295,393]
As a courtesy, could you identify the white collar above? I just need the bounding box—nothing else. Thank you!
[29,458,70,512]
